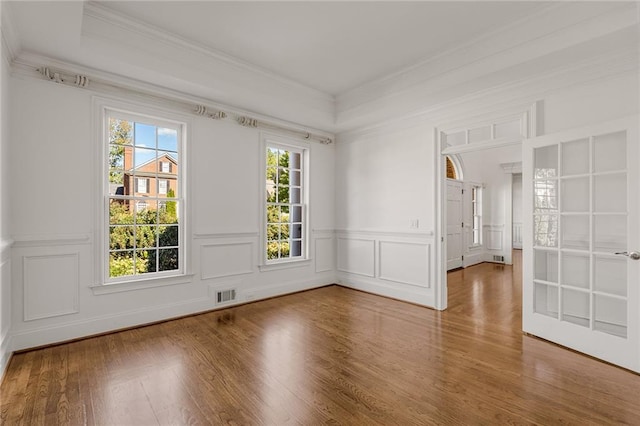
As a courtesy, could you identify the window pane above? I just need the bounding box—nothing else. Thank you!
[109,145,125,170]
[157,128,178,152]
[291,240,302,257]
[109,173,125,197]
[290,188,301,203]
[109,251,134,278]
[135,200,158,224]
[280,241,290,257]
[136,249,156,274]
[291,223,303,239]
[534,145,558,179]
[158,225,179,247]
[110,226,134,250]
[534,180,558,212]
[266,183,276,202]
[267,205,280,223]
[281,206,290,221]
[135,225,157,249]
[291,206,303,223]
[594,131,626,173]
[159,201,178,225]
[109,119,132,145]
[278,168,289,185]
[134,123,156,148]
[109,199,134,225]
[290,152,301,169]
[158,248,179,271]
[267,224,280,241]
[267,241,279,260]
[534,214,558,247]
[278,186,289,203]
[561,139,589,176]
[278,150,289,167]
[134,147,156,169]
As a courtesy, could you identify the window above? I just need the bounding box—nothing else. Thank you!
[106,110,183,282]
[471,186,482,245]
[264,140,307,263]
[136,177,149,194]
[158,179,168,195]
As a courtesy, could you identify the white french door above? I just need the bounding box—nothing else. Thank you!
[523,116,639,372]
[446,179,463,270]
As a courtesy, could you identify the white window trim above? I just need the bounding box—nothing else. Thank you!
[93,96,192,288]
[259,132,310,269]
[471,185,483,247]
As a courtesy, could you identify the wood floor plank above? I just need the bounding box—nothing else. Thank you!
[2,251,640,424]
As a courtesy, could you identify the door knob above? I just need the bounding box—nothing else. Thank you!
[615,251,640,260]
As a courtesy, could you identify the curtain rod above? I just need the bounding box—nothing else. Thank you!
[36,66,333,145]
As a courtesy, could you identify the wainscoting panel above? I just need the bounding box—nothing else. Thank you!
[484,225,504,251]
[337,238,375,277]
[201,242,254,280]
[315,237,334,273]
[379,241,430,288]
[23,253,79,321]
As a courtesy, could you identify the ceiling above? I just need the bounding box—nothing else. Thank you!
[6,1,634,132]
[9,1,551,96]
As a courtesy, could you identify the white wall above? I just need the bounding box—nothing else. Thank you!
[7,74,336,351]
[335,125,436,305]
[461,144,521,264]
[0,1,12,376]
[335,69,638,308]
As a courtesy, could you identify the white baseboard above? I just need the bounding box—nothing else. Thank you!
[243,277,334,302]
[337,273,434,308]
[10,276,336,352]
[11,295,215,351]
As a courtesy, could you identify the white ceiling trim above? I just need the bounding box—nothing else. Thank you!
[1,2,20,62]
[336,2,637,127]
[336,44,638,143]
[339,2,563,100]
[83,2,333,103]
[11,51,336,141]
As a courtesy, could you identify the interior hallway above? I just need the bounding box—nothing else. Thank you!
[1,251,639,424]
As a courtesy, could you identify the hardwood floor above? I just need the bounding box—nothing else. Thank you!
[2,253,640,425]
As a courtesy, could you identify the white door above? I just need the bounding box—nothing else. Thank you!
[523,116,639,372]
[447,179,463,270]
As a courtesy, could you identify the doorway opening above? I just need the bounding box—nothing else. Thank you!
[444,145,523,310]
[434,102,538,311]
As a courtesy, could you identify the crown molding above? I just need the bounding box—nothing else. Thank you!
[82,2,333,104]
[1,2,19,63]
[336,2,638,130]
[341,2,564,100]
[336,43,638,143]
[11,51,335,142]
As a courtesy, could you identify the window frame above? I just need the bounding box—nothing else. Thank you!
[471,185,482,247]
[260,133,310,269]
[95,98,190,290]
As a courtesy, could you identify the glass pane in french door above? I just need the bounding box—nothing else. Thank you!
[532,131,628,337]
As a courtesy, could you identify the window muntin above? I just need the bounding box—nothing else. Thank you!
[106,112,182,281]
[265,143,306,262]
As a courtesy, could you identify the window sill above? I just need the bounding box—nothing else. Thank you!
[259,258,312,272]
[91,273,194,295]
